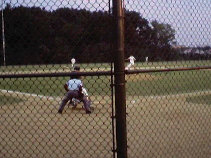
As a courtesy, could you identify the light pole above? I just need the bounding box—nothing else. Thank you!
[1,0,6,66]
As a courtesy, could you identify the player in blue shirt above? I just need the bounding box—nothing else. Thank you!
[58,66,91,114]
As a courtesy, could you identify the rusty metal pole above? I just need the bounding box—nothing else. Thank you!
[112,0,127,158]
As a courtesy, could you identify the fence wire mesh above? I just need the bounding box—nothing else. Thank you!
[0,75,114,158]
[0,0,211,158]
[124,0,211,157]
[0,0,115,158]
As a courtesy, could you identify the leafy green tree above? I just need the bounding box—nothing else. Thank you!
[150,20,176,60]
[1,5,189,65]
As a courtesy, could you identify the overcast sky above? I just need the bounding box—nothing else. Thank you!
[2,0,211,47]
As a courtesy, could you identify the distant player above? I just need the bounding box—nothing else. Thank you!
[145,56,148,62]
[125,55,136,70]
[71,58,76,68]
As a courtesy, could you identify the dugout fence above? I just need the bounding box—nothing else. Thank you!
[1,0,211,158]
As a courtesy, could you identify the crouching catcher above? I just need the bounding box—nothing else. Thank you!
[58,76,91,114]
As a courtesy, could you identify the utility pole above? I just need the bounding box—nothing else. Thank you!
[1,0,6,66]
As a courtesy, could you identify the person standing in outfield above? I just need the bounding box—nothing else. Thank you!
[71,58,76,68]
[145,56,149,62]
[63,58,76,70]
[125,55,136,70]
[58,66,92,114]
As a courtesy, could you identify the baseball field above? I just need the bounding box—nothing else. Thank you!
[0,61,211,158]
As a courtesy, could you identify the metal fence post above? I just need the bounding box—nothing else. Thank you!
[112,0,127,158]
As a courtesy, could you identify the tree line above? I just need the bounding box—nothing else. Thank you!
[0,4,210,65]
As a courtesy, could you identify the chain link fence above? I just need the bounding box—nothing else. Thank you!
[124,0,211,157]
[0,0,115,158]
[0,0,211,158]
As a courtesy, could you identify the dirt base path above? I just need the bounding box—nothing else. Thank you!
[0,90,210,158]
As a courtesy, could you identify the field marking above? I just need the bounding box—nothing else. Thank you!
[1,89,210,106]
[0,89,102,104]
[0,89,57,101]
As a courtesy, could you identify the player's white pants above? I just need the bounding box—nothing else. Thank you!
[82,87,88,96]
[125,63,134,70]
[71,61,75,68]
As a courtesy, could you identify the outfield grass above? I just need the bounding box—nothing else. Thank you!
[0,61,210,97]
[0,63,112,73]
[0,60,210,73]
[126,70,211,96]
[0,76,111,96]
[135,60,211,67]
[0,70,210,96]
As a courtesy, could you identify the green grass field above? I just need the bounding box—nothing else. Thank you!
[0,60,210,73]
[0,69,210,97]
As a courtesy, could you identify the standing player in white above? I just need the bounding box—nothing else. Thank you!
[125,55,136,70]
[145,56,148,62]
[64,58,76,70]
[71,58,76,68]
